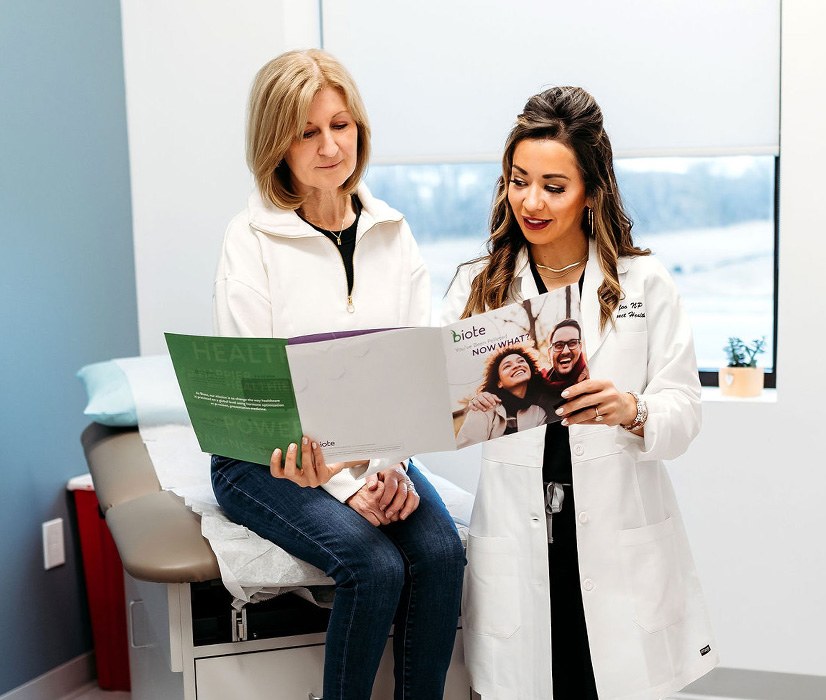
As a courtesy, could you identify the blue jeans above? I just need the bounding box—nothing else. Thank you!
[211,456,465,700]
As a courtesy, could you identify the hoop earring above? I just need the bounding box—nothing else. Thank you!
[587,206,594,235]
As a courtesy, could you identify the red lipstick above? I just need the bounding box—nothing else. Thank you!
[522,217,550,231]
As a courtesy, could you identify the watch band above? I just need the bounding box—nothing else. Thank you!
[621,391,648,431]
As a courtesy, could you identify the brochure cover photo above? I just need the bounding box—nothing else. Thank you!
[166,285,587,466]
[445,285,588,447]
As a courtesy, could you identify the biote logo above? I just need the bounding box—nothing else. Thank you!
[452,326,486,342]
[319,440,336,448]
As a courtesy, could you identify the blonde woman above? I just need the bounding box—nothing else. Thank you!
[211,50,464,700]
[443,87,717,699]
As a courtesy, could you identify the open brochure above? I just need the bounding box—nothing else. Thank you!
[165,285,587,467]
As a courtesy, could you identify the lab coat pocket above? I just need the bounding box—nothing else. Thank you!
[463,534,520,639]
[593,330,647,393]
[614,329,647,349]
[617,516,685,633]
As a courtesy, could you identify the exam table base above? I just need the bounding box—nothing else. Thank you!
[125,574,471,700]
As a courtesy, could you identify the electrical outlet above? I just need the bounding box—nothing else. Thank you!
[43,518,65,569]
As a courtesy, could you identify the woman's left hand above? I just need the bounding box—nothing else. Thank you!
[270,437,362,487]
[366,464,420,521]
[555,379,638,428]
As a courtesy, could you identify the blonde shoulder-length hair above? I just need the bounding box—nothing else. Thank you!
[246,49,371,210]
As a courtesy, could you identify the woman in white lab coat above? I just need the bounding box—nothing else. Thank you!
[442,87,718,699]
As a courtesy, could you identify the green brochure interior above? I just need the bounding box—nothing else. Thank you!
[165,333,302,466]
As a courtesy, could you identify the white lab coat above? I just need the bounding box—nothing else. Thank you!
[442,240,718,700]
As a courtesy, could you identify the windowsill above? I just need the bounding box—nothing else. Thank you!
[701,386,777,403]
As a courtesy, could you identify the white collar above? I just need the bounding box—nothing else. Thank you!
[247,182,403,240]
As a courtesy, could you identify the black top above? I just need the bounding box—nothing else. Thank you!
[298,195,362,296]
[530,260,585,485]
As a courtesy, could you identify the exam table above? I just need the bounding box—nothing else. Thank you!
[81,422,472,700]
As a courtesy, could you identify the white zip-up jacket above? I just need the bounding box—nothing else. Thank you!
[213,183,431,502]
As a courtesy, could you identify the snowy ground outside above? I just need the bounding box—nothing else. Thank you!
[419,220,774,370]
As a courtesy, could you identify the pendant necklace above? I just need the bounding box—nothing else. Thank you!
[300,203,347,245]
[329,214,346,246]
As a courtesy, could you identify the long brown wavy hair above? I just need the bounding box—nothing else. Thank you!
[459,87,649,330]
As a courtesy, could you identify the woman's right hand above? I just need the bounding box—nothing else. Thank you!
[270,438,360,487]
[346,482,393,527]
[468,391,501,412]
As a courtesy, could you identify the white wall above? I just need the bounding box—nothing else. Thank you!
[121,0,826,678]
[666,0,826,675]
[121,0,319,354]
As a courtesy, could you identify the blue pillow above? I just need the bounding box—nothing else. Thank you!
[76,360,138,426]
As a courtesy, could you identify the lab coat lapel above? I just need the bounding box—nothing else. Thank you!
[581,238,633,361]
[511,248,540,301]
[580,240,604,361]
[582,238,616,362]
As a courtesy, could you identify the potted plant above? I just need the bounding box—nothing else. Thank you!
[719,336,766,397]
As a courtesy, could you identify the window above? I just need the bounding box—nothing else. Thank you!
[365,155,777,386]
[617,156,776,386]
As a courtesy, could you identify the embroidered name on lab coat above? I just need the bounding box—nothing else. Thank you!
[616,300,645,319]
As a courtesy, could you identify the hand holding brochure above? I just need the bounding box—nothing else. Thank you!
[166,286,587,466]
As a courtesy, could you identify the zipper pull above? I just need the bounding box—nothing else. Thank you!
[347,295,355,313]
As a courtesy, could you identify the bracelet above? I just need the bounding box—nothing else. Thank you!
[620,392,648,432]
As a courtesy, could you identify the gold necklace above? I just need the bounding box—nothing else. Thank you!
[300,205,348,246]
[537,266,578,281]
[534,253,589,274]
[329,214,346,246]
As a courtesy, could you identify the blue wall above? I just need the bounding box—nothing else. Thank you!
[0,0,138,693]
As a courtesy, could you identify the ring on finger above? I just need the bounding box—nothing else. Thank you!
[594,406,604,422]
